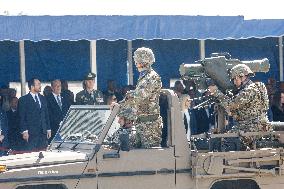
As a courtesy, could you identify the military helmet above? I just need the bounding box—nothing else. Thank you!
[133,47,155,67]
[117,108,137,121]
[230,64,254,79]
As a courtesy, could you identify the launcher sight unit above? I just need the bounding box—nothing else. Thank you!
[179,53,270,93]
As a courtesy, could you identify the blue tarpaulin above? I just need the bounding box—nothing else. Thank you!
[0,16,283,88]
[1,15,284,40]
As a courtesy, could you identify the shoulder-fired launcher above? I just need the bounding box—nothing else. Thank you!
[179,54,270,93]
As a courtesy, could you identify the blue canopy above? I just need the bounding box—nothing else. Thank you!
[1,15,284,41]
[0,15,283,89]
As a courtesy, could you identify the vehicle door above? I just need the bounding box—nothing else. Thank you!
[96,107,175,189]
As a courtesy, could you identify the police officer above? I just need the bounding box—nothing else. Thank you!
[209,64,271,149]
[119,47,163,148]
[75,72,104,105]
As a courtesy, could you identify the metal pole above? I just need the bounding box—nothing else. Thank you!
[90,40,97,89]
[279,36,283,81]
[217,106,226,132]
[127,40,133,85]
[19,40,26,96]
[199,39,206,60]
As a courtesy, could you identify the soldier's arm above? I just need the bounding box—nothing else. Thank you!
[213,87,255,111]
[255,82,269,110]
[129,74,161,100]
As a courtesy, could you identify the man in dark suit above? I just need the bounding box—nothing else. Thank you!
[6,97,22,151]
[46,79,70,143]
[0,106,8,156]
[194,106,215,134]
[18,78,51,152]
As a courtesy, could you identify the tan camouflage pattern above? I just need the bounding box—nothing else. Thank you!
[230,64,254,79]
[133,47,155,67]
[119,68,163,148]
[213,80,271,132]
[213,80,272,148]
[117,107,137,121]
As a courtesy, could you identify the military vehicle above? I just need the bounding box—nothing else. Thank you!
[0,54,283,189]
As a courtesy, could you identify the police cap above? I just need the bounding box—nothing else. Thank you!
[84,72,96,80]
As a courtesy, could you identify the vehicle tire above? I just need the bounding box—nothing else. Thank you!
[16,184,67,189]
[210,179,260,189]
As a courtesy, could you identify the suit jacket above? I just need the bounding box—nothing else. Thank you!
[194,106,214,134]
[46,93,70,137]
[6,109,21,149]
[19,93,50,135]
[271,105,284,122]
[183,109,197,135]
[0,109,8,148]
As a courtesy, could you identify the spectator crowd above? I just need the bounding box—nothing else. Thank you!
[0,73,284,156]
[0,73,134,155]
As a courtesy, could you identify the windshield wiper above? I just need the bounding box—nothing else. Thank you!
[55,140,65,150]
[54,135,69,150]
[70,142,81,151]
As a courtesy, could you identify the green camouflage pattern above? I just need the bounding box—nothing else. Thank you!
[119,68,163,148]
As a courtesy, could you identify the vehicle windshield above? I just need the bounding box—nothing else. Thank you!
[52,105,111,146]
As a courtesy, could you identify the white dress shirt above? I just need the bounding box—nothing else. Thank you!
[183,109,191,141]
[30,92,41,108]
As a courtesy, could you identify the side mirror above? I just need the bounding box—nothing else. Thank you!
[119,132,130,151]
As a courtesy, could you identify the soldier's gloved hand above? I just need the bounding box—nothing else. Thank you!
[110,102,118,110]
[126,91,135,99]
[208,85,217,95]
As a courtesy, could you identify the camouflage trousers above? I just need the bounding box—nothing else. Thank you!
[131,116,162,148]
[229,121,272,149]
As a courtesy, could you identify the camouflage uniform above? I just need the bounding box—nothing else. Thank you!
[111,127,133,149]
[119,47,163,148]
[111,108,136,149]
[75,72,104,105]
[213,80,271,132]
[212,64,271,148]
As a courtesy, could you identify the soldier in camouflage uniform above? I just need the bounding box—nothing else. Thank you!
[111,108,136,150]
[209,64,272,148]
[119,47,163,148]
[75,72,105,105]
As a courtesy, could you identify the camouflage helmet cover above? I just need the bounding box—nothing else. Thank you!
[230,64,254,79]
[117,107,137,121]
[133,47,155,66]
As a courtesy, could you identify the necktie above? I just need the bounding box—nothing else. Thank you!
[35,95,41,108]
[57,95,62,110]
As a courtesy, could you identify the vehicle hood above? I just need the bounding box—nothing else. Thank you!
[0,150,87,169]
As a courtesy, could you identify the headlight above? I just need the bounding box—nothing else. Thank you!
[0,165,7,172]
